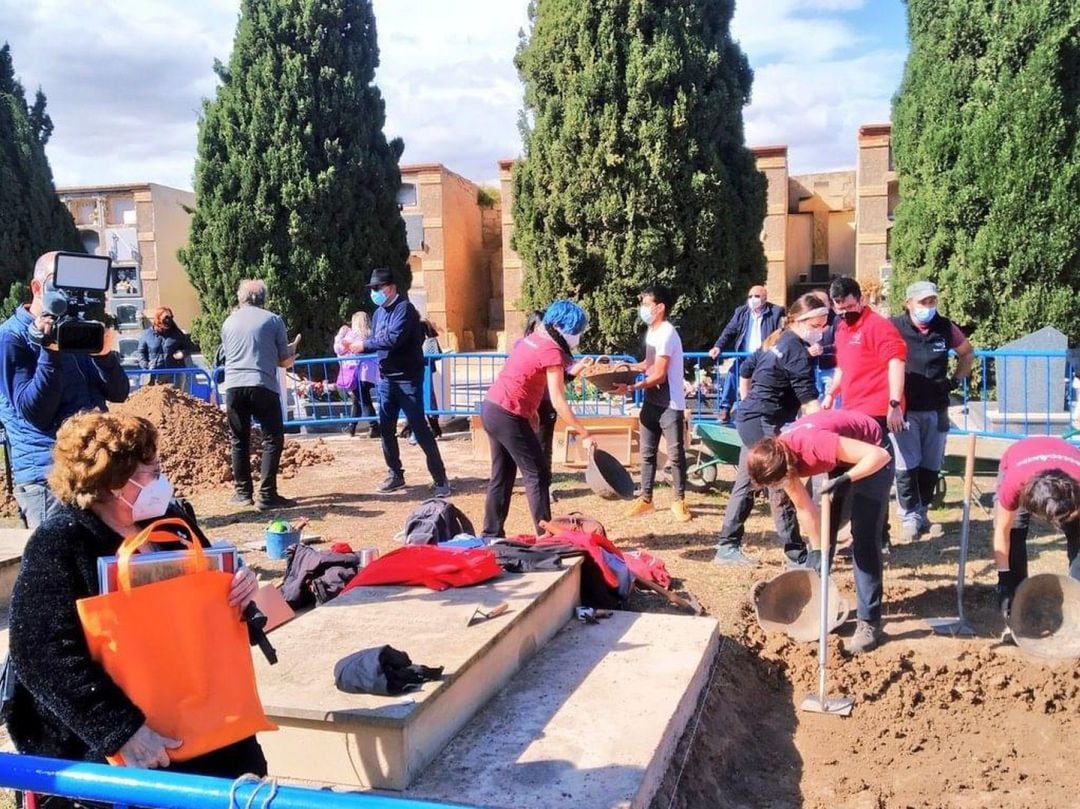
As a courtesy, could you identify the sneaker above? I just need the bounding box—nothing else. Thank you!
[433,481,452,498]
[255,494,298,511]
[717,407,731,424]
[671,500,693,523]
[625,498,655,518]
[900,520,921,544]
[711,545,758,567]
[845,619,882,655]
[377,474,407,493]
[786,549,822,572]
[228,492,254,507]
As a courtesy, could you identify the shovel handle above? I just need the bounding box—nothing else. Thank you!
[818,489,833,707]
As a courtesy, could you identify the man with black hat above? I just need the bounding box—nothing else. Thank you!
[890,280,973,541]
[350,268,450,496]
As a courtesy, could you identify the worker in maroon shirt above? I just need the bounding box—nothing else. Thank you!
[992,436,1080,618]
[824,277,907,551]
[747,409,892,654]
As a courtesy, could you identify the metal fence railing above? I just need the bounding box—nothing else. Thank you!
[126,347,1080,443]
[0,752,465,809]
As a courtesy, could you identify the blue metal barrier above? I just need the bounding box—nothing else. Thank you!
[0,752,464,809]
[124,366,218,403]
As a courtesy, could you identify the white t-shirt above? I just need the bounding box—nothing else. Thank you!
[644,320,685,411]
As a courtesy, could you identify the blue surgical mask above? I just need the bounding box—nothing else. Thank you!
[370,289,388,307]
[639,305,656,326]
[42,278,68,318]
[913,305,936,324]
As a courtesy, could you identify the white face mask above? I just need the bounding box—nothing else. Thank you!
[802,327,824,345]
[638,304,656,326]
[118,474,174,522]
[747,295,763,312]
[557,328,581,349]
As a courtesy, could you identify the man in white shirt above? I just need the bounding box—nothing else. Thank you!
[709,285,785,422]
[622,285,692,523]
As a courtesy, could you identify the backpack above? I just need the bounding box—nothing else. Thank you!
[400,498,475,545]
[542,512,608,539]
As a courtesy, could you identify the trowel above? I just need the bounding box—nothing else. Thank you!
[925,433,977,637]
[800,488,853,717]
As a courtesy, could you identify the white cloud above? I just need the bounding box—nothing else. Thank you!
[0,0,904,189]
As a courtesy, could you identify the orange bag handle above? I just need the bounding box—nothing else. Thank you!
[117,517,209,593]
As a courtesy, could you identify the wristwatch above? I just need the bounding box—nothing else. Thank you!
[889,399,901,408]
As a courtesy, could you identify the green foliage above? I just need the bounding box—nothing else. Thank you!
[180,0,410,356]
[512,0,766,353]
[476,186,500,208]
[891,0,1080,345]
[0,43,82,305]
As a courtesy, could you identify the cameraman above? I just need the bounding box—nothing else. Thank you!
[0,252,130,528]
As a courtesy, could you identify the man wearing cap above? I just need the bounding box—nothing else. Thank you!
[709,285,785,423]
[891,281,973,542]
[349,268,450,496]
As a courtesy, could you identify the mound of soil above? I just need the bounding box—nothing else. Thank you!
[111,386,332,495]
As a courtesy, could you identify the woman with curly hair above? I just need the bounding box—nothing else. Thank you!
[6,412,265,806]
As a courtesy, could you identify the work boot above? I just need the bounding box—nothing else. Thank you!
[671,500,693,523]
[625,498,655,518]
[711,544,757,567]
[845,619,882,655]
[229,492,254,507]
[256,494,298,512]
[377,473,406,493]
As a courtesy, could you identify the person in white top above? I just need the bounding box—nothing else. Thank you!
[618,284,692,523]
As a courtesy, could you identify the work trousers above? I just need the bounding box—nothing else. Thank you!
[226,386,284,501]
[481,400,550,537]
[377,377,446,483]
[716,416,804,562]
[639,403,687,501]
[889,409,948,531]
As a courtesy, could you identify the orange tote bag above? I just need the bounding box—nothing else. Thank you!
[76,518,275,763]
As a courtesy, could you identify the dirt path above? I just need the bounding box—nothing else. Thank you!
[5,432,1078,807]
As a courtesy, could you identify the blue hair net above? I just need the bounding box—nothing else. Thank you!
[542,300,587,336]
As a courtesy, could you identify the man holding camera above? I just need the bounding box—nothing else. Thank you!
[0,251,130,528]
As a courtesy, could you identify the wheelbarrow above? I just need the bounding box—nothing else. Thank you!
[931,447,1000,508]
[687,422,743,490]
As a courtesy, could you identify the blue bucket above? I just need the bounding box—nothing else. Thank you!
[265,529,301,561]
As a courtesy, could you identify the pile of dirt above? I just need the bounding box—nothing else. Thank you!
[111,386,333,495]
[653,602,1080,809]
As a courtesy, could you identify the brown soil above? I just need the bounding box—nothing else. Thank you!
[5,434,1076,806]
[109,385,333,496]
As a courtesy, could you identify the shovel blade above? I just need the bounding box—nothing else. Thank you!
[925,617,976,637]
[799,693,853,716]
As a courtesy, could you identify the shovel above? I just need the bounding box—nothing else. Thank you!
[800,488,853,717]
[925,433,977,637]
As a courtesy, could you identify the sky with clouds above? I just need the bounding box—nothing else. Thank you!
[0,0,908,191]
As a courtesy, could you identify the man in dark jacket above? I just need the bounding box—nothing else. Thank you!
[0,252,130,528]
[890,281,973,541]
[708,285,785,422]
[351,268,450,496]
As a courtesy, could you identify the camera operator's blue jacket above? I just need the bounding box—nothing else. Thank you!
[0,306,130,485]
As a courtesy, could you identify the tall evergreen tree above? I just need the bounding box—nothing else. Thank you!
[180,0,410,354]
[512,0,766,352]
[891,0,1080,344]
[0,43,82,312]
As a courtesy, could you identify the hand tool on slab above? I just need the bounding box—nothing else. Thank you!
[466,602,509,627]
[925,433,977,637]
[800,489,853,716]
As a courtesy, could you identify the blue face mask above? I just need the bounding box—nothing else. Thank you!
[42,278,68,318]
[913,305,936,324]
[370,288,388,307]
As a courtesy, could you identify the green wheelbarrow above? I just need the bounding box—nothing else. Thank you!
[931,448,1000,508]
[687,422,743,491]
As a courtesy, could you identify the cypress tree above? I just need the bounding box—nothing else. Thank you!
[180,0,410,355]
[0,43,82,312]
[891,0,1080,344]
[512,0,766,352]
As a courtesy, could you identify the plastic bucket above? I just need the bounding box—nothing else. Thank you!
[585,448,635,500]
[265,529,301,561]
[1009,573,1080,660]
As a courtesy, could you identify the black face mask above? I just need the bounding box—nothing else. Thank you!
[842,310,861,326]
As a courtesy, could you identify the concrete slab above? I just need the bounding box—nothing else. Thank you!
[254,560,581,790]
[0,529,31,610]
[406,611,720,809]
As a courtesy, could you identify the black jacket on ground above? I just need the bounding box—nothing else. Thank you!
[6,500,263,773]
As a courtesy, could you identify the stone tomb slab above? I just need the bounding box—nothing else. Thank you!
[253,560,581,790]
[406,611,720,809]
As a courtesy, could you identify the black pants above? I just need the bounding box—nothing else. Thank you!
[481,400,550,537]
[226,386,284,501]
[348,380,377,436]
[537,397,557,482]
[639,403,687,500]
[717,415,804,561]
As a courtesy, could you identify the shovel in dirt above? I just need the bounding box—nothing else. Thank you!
[925,433,977,638]
[800,489,853,717]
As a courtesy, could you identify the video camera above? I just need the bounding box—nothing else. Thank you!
[35,252,113,353]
